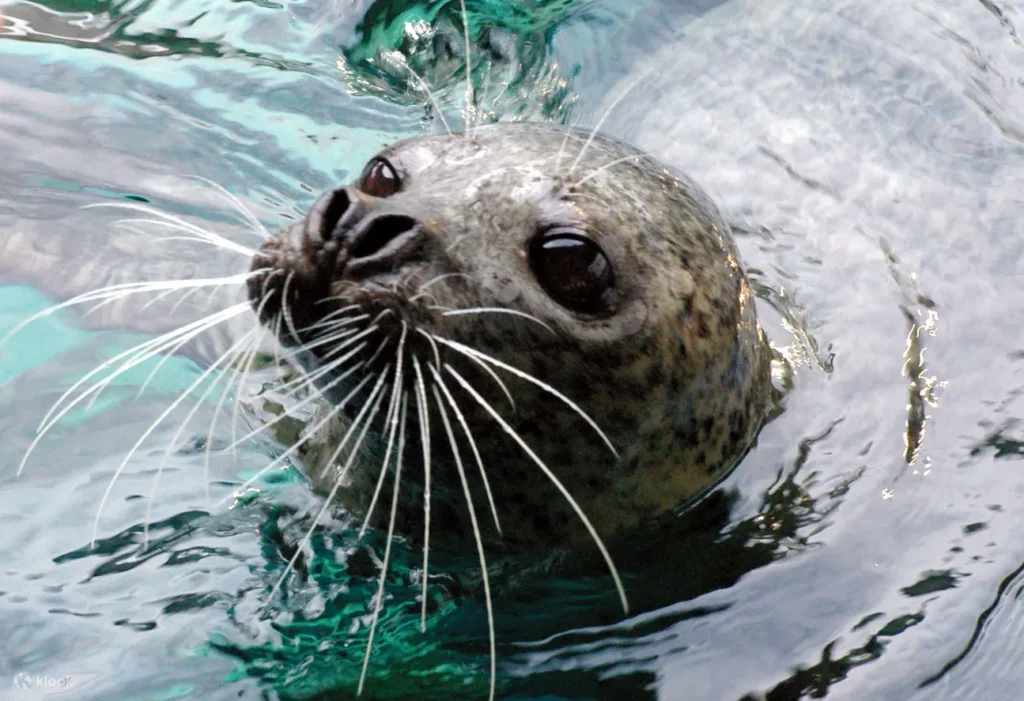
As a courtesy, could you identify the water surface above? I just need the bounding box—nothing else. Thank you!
[1,0,1023,699]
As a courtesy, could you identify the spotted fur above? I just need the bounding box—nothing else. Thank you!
[250,122,773,552]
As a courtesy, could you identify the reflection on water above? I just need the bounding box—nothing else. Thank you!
[1,0,1024,699]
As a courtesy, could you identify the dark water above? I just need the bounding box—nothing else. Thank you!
[1,0,1023,699]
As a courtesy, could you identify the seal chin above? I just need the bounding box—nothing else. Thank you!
[249,218,445,412]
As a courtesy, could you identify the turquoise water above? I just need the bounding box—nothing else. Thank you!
[2,0,1024,699]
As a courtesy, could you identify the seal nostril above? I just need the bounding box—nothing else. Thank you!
[349,214,419,260]
[318,188,353,241]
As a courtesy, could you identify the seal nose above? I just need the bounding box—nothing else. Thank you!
[308,186,365,242]
[308,186,424,279]
[347,214,420,259]
[343,213,423,278]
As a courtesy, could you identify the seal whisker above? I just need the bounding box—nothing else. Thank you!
[406,290,438,306]
[92,324,260,547]
[292,323,362,350]
[132,308,260,403]
[430,335,619,458]
[357,393,409,697]
[167,283,209,317]
[274,340,369,399]
[277,326,362,369]
[273,338,373,401]
[571,155,641,190]
[0,273,258,349]
[143,327,260,548]
[281,272,303,346]
[140,234,253,251]
[356,376,402,536]
[411,273,471,301]
[80,291,151,320]
[19,303,253,479]
[271,314,285,367]
[41,302,254,427]
[359,323,409,539]
[369,308,394,325]
[267,370,390,602]
[554,121,575,174]
[257,266,282,299]
[131,330,209,401]
[313,297,361,310]
[430,364,502,535]
[443,363,630,615]
[201,282,235,313]
[263,321,371,395]
[135,282,204,315]
[221,359,367,454]
[226,286,279,462]
[111,308,258,416]
[307,322,364,346]
[54,274,256,326]
[217,370,380,506]
[402,62,452,136]
[319,325,380,362]
[293,327,362,359]
[363,335,392,368]
[229,333,265,461]
[411,356,432,632]
[302,307,366,330]
[202,328,266,502]
[297,317,368,341]
[102,219,219,252]
[435,343,515,412]
[459,0,474,140]
[567,66,654,177]
[437,306,555,335]
[110,218,256,256]
[431,383,497,701]
[183,174,270,240]
[83,203,255,257]
[129,232,234,248]
[416,328,442,370]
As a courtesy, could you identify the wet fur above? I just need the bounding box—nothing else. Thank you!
[251,123,774,552]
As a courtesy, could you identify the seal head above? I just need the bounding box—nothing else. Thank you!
[248,122,772,551]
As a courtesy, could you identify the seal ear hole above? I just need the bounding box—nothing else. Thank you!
[359,157,402,198]
[528,228,616,315]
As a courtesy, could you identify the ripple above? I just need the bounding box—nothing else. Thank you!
[3,0,1024,699]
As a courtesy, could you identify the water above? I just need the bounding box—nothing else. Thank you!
[1,0,1022,699]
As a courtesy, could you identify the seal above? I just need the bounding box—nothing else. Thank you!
[247,121,774,557]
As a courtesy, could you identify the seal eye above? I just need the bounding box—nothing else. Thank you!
[528,228,615,314]
[359,157,401,198]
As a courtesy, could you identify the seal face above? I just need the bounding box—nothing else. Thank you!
[248,122,772,551]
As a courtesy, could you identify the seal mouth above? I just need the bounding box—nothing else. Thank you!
[246,202,448,405]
